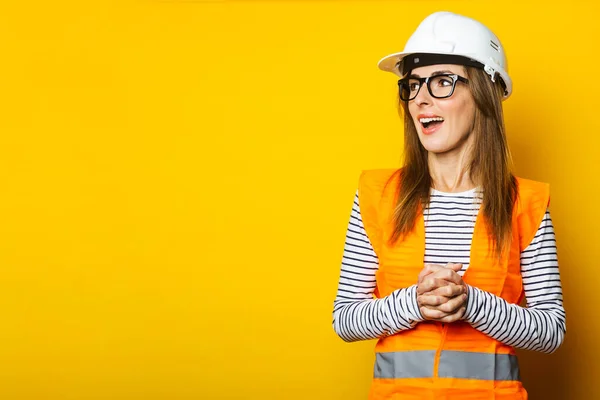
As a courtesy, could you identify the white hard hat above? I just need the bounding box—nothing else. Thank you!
[378,11,512,99]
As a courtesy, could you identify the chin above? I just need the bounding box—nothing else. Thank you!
[419,139,453,154]
[424,147,453,155]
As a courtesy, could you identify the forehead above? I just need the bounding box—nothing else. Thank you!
[409,64,466,77]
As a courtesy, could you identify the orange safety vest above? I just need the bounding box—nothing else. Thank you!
[358,168,549,400]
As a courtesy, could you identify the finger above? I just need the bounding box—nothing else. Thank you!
[436,293,468,314]
[419,306,448,320]
[418,284,464,306]
[430,268,463,286]
[418,286,465,309]
[428,283,466,298]
[420,305,464,321]
[446,263,463,273]
[417,277,450,295]
[433,307,467,323]
[418,270,464,295]
[418,264,443,283]
[417,293,447,308]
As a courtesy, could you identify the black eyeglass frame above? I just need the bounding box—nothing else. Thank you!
[397,73,469,101]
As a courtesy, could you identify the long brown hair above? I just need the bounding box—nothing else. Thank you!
[390,66,517,258]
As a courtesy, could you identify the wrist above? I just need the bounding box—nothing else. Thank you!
[462,284,477,322]
[411,284,426,321]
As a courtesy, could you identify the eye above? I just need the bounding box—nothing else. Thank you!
[409,81,420,91]
[434,76,454,87]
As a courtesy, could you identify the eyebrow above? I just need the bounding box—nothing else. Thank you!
[409,70,454,78]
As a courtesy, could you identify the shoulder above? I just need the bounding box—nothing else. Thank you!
[358,168,402,193]
[355,169,400,250]
[515,176,550,198]
[515,176,550,210]
[514,176,551,249]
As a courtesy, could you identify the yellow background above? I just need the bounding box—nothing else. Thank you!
[0,0,596,399]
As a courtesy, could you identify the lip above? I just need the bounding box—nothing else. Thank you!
[417,114,444,136]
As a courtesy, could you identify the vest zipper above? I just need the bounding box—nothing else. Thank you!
[433,323,448,378]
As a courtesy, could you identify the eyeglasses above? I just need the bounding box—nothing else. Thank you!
[398,73,469,101]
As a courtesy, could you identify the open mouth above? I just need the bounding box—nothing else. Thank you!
[420,116,444,129]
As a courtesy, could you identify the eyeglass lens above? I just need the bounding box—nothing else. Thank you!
[399,75,457,101]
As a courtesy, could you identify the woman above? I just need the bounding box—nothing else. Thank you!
[332,11,566,399]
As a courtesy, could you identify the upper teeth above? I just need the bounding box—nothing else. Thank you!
[420,117,444,123]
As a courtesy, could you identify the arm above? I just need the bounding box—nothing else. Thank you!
[332,191,424,342]
[464,210,566,353]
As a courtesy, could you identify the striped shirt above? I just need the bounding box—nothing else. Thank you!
[332,188,566,353]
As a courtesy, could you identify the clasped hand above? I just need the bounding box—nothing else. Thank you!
[417,263,468,323]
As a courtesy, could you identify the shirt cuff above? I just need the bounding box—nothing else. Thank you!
[463,284,479,324]
[408,284,425,322]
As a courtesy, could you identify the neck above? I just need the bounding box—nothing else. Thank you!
[428,144,477,193]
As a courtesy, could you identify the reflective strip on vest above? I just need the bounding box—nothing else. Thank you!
[374,351,436,379]
[374,351,520,381]
[438,351,521,381]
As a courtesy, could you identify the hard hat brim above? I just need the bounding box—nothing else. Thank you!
[377,51,512,99]
[378,51,474,77]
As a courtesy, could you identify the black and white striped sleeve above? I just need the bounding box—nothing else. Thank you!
[464,210,566,353]
[332,191,424,342]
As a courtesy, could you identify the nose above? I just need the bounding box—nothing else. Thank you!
[413,82,432,106]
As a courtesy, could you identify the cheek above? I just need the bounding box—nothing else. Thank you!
[408,106,421,127]
[444,100,475,131]
[457,103,476,132]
